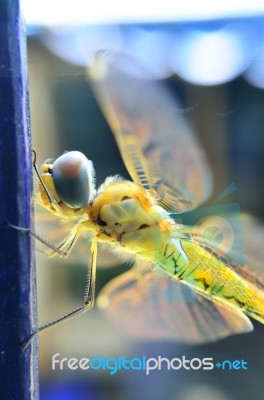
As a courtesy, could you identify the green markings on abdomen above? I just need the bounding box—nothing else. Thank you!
[158,238,190,279]
[159,238,264,323]
[159,239,243,299]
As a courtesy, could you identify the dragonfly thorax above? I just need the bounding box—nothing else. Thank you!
[89,177,175,257]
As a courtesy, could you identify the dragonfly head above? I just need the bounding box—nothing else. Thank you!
[42,151,95,209]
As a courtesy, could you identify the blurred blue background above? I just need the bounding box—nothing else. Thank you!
[22,1,264,399]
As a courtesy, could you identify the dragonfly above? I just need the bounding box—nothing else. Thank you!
[33,50,264,344]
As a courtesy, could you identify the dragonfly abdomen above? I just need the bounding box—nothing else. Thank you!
[158,238,264,324]
[157,238,190,279]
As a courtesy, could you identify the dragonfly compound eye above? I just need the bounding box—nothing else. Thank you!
[52,151,94,209]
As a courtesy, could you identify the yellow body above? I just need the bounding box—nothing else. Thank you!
[40,175,264,325]
[35,51,264,342]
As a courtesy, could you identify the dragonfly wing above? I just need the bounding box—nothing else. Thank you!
[97,261,253,343]
[241,215,264,281]
[33,201,82,256]
[88,50,211,212]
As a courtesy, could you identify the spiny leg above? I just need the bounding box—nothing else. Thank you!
[9,221,82,258]
[22,236,98,351]
[37,226,81,258]
[32,149,69,217]
[32,149,54,206]
[8,222,67,257]
[9,148,78,256]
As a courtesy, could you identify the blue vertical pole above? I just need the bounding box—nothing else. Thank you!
[0,0,39,398]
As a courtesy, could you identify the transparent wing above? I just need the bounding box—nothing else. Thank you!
[241,215,264,280]
[34,201,82,256]
[88,50,211,213]
[97,261,252,343]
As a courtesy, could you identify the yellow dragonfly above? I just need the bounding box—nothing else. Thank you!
[33,50,264,344]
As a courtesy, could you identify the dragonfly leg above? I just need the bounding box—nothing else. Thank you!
[41,226,81,258]
[32,149,55,207]
[32,149,57,208]
[33,149,68,217]
[8,221,68,257]
[21,236,98,351]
